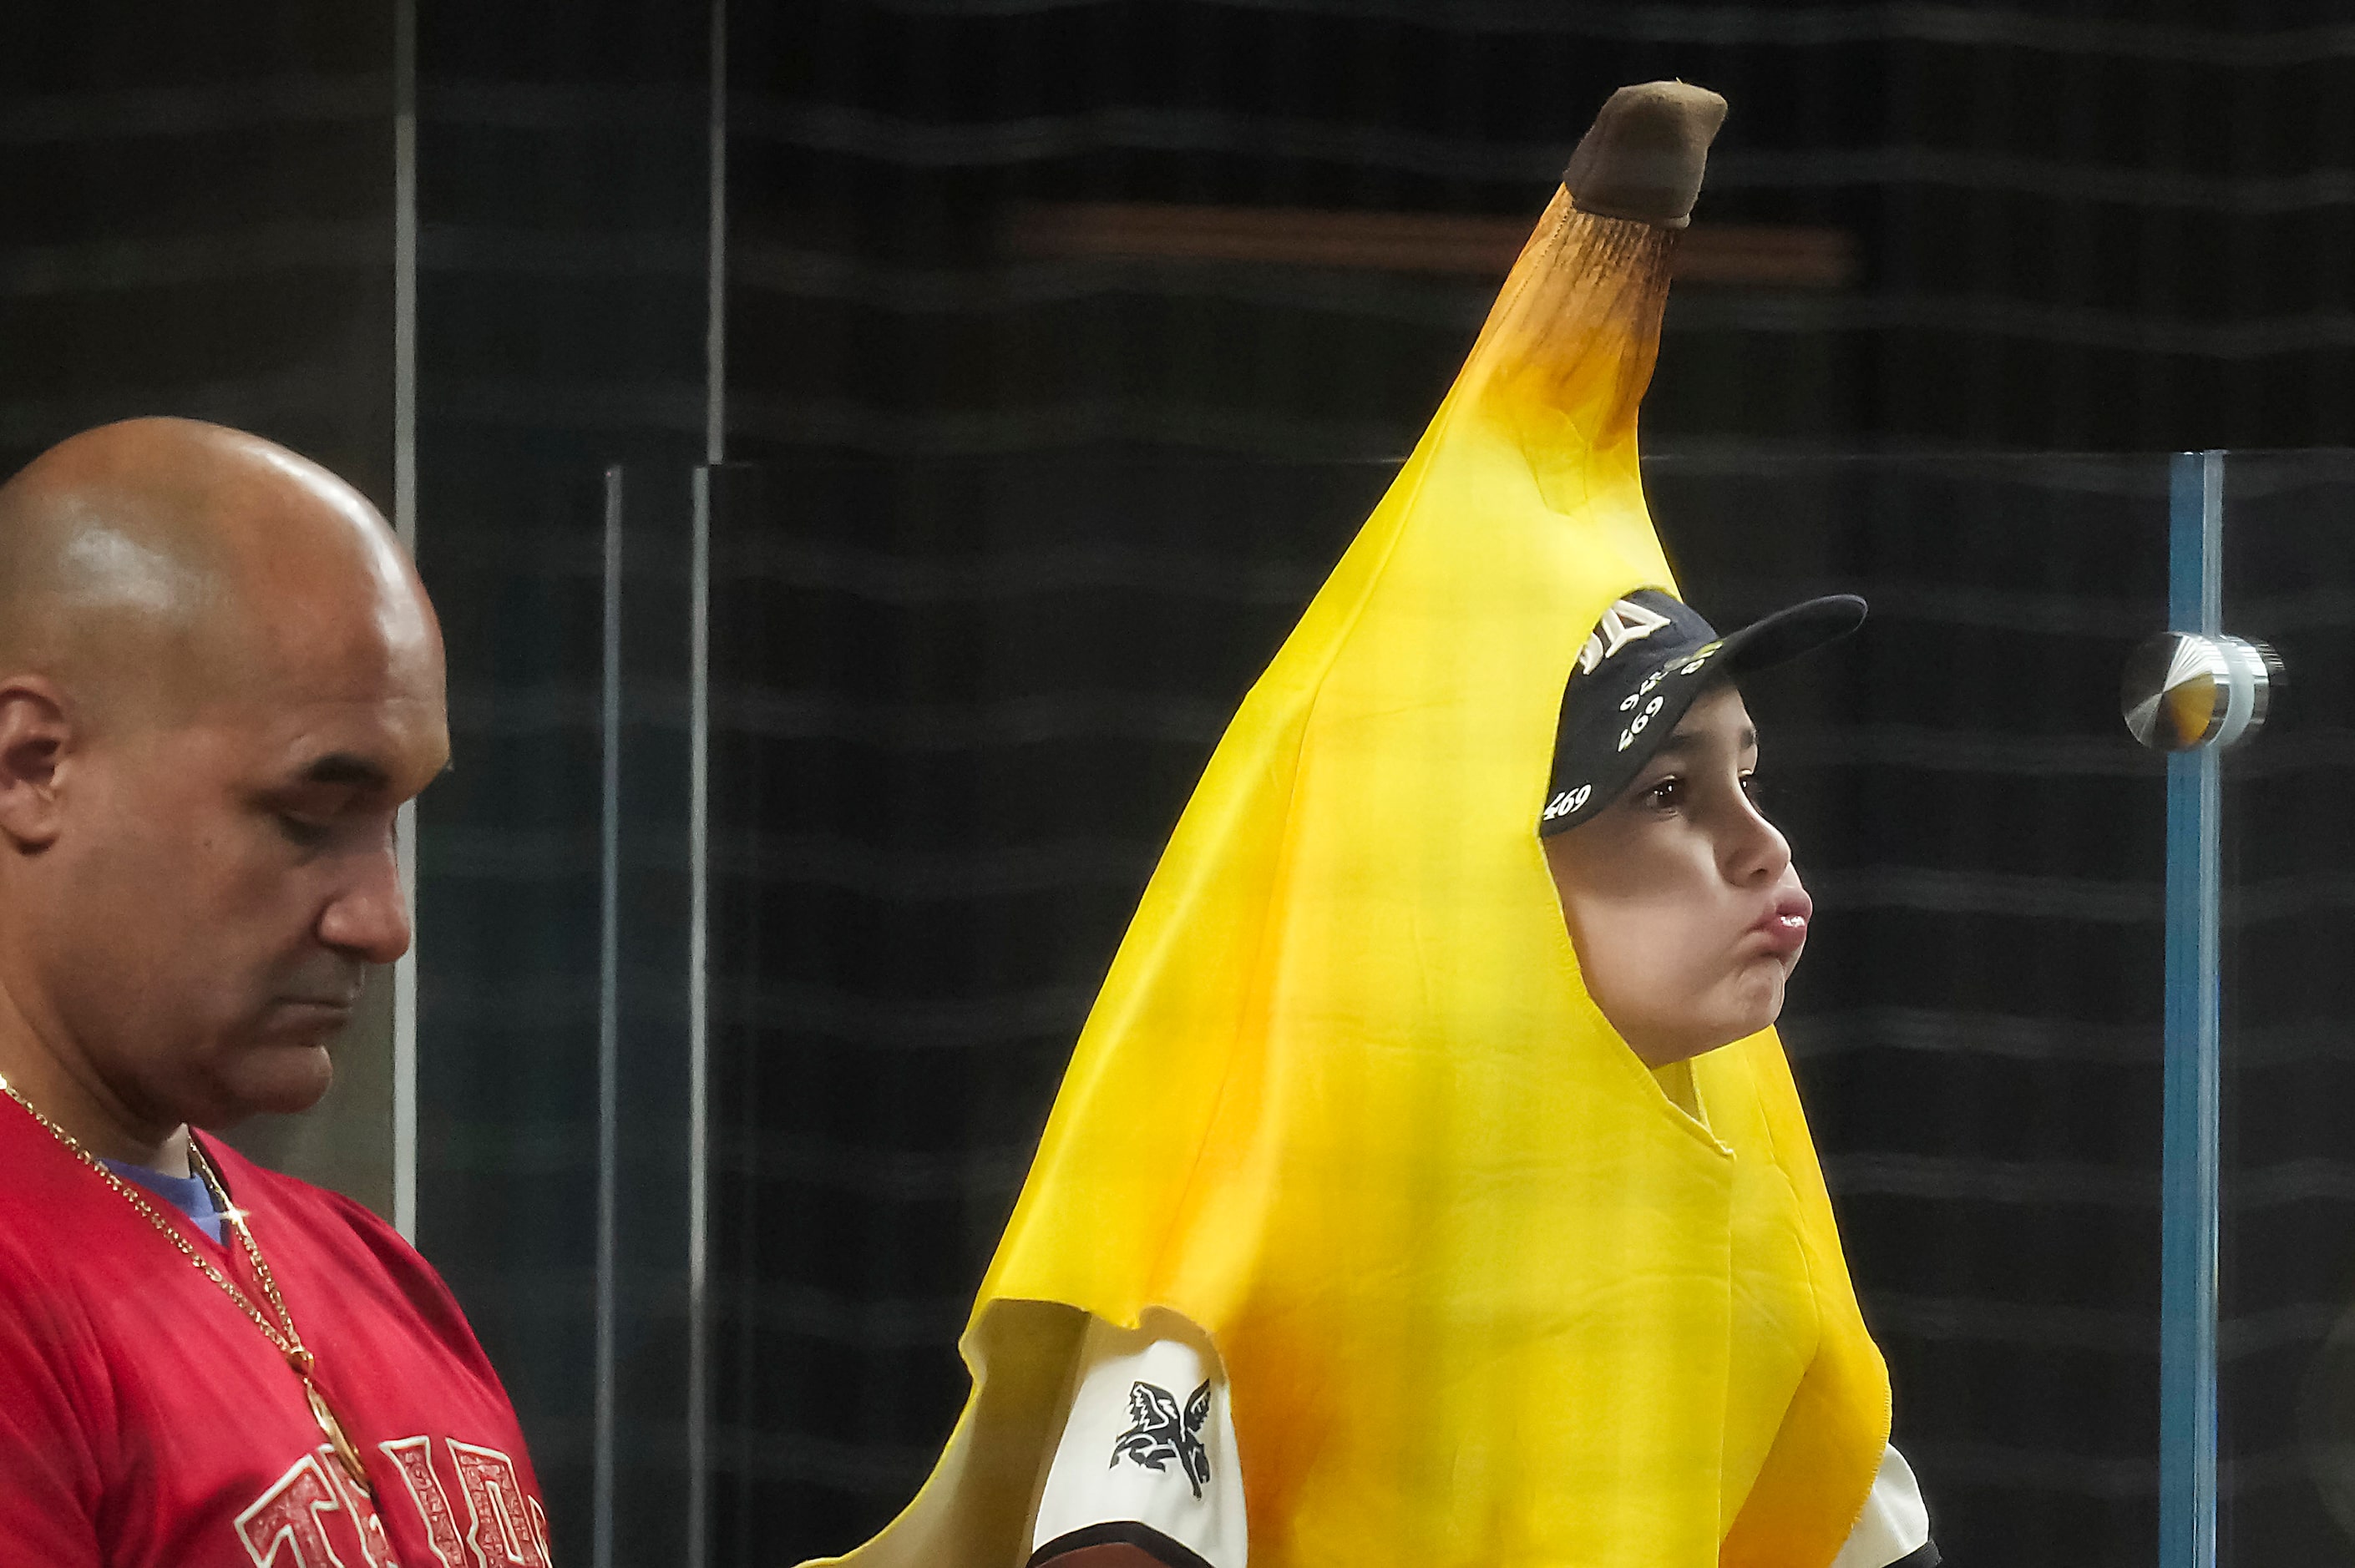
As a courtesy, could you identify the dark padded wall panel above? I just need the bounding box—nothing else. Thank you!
[2215,454,2355,1567]
[0,3,394,494]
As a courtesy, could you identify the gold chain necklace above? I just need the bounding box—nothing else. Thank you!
[0,1075,373,1495]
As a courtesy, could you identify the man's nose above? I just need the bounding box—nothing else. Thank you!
[317,840,413,965]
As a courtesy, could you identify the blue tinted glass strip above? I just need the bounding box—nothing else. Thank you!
[2160,449,2223,1568]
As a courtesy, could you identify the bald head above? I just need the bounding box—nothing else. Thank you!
[0,420,448,1157]
[0,417,435,728]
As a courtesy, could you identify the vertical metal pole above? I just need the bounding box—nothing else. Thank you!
[2160,449,2223,1568]
[595,466,624,1568]
[686,467,713,1568]
[691,3,726,1561]
[704,0,728,473]
[390,0,420,1246]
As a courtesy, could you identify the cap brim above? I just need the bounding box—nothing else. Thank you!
[1715,594,1868,676]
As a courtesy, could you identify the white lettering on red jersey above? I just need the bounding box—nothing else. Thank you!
[235,1454,350,1568]
[234,1439,545,1568]
[382,1435,469,1568]
[447,1440,550,1568]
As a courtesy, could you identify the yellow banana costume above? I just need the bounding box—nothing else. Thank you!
[817,91,1890,1568]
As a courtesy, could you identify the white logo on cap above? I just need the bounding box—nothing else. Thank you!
[1575,598,1674,675]
[1617,695,1665,751]
[1542,785,1593,821]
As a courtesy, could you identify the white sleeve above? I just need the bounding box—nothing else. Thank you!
[1029,1317,1248,1568]
[1829,1444,1936,1568]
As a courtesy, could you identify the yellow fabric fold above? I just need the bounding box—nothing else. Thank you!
[812,189,1889,1568]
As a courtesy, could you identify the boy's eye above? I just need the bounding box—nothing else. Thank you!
[1643,776,1685,810]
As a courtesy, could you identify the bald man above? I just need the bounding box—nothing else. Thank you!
[0,420,550,1566]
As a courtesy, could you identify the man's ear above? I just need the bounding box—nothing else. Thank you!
[0,676,72,851]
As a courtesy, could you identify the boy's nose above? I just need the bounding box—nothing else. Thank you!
[1725,800,1794,885]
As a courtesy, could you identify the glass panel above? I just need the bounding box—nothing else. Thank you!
[418,456,704,1563]
[1659,453,2173,1566]
[708,449,2175,1565]
[2217,451,2355,1566]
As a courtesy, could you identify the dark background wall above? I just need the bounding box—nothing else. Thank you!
[0,3,396,488]
[729,0,2355,468]
[14,5,2355,1568]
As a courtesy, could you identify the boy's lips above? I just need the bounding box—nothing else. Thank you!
[1748,892,1812,957]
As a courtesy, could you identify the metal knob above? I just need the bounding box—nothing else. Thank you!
[2122,632,2280,751]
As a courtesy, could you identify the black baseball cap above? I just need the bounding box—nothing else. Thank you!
[1537,588,1866,836]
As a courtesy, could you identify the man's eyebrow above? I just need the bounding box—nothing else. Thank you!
[296,752,392,790]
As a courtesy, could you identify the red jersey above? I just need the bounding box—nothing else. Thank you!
[0,1100,552,1567]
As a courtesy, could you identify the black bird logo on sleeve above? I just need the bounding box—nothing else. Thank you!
[1110,1379,1215,1498]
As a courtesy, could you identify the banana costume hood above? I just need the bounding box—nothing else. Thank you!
[818,93,1890,1568]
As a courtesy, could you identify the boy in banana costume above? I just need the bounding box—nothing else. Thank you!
[811,83,1933,1568]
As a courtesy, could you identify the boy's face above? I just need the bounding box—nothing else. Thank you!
[1542,683,1808,1069]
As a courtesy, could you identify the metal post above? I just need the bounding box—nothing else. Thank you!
[595,465,625,1568]
[704,0,728,473]
[690,2,727,1557]
[390,0,420,1246]
[2159,449,2223,1568]
[687,464,713,1568]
